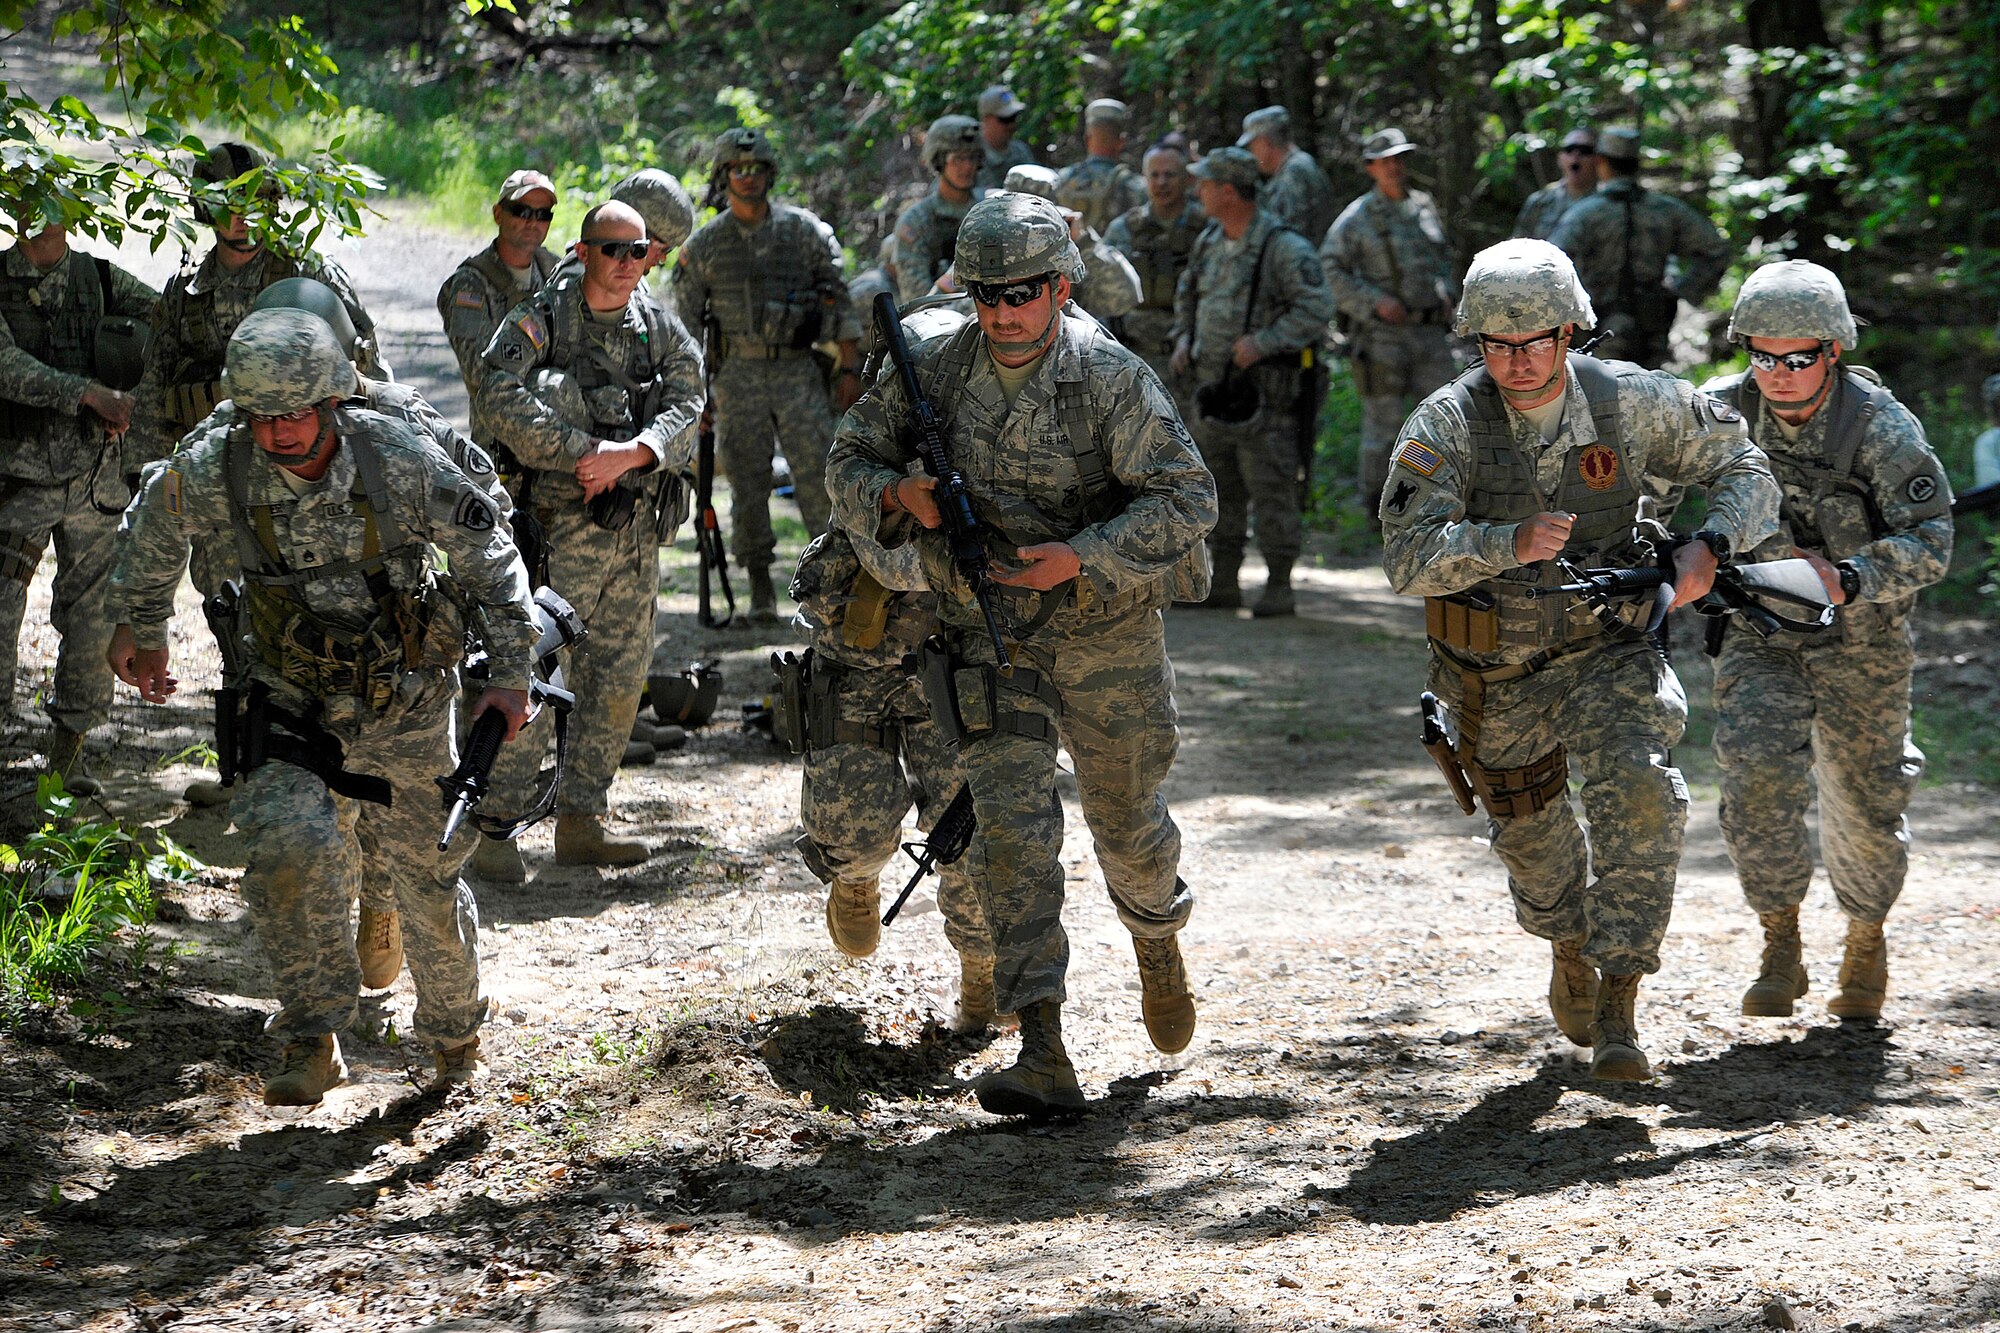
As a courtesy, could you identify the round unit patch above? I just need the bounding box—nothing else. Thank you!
[1578,444,1620,491]
[1906,474,1938,504]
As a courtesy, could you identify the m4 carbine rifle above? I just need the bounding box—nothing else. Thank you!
[881,784,977,927]
[1952,481,2000,520]
[871,291,1012,672]
[696,304,735,628]
[1524,539,1836,642]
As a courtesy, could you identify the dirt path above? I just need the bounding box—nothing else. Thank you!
[5,197,2000,1333]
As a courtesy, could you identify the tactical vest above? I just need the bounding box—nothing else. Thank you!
[0,252,103,441]
[542,278,682,445]
[1122,209,1198,312]
[706,206,833,350]
[1442,356,1647,651]
[1711,366,1900,646]
[162,251,311,433]
[920,314,1209,609]
[225,413,445,709]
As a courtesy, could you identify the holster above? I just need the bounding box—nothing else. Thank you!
[770,650,813,755]
[908,634,1061,749]
[841,569,893,652]
[233,681,393,806]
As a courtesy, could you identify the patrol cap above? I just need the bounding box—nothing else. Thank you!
[225,308,357,415]
[1361,127,1419,160]
[1596,126,1641,162]
[1237,106,1291,147]
[978,85,1026,120]
[953,192,1085,285]
[1560,128,1598,151]
[1084,98,1129,130]
[923,115,983,172]
[1190,147,1262,191]
[612,168,695,251]
[498,169,557,203]
[1453,238,1595,337]
[250,277,358,360]
[1727,259,1861,348]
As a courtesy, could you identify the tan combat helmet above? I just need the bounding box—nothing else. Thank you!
[1454,238,1596,336]
[954,192,1085,285]
[225,309,356,416]
[1727,259,1860,349]
[923,115,983,174]
[613,168,696,251]
[251,277,358,360]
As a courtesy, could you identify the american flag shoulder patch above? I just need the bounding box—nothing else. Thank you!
[1395,439,1442,477]
[452,289,485,310]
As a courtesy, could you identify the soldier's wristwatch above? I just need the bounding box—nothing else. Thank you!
[1836,560,1861,602]
[1692,529,1731,564]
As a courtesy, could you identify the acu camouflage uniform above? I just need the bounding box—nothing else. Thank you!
[1321,187,1462,508]
[827,302,1216,1015]
[1513,181,1591,243]
[673,202,858,561]
[789,528,992,961]
[999,165,1142,323]
[1260,147,1338,248]
[1105,200,1207,414]
[0,244,157,732]
[476,271,704,819]
[108,406,538,1050]
[1171,209,1334,570]
[1703,365,1952,924]
[1054,156,1148,239]
[1548,180,1728,369]
[891,190,987,305]
[1382,355,1778,976]
[978,139,1038,192]
[436,241,564,446]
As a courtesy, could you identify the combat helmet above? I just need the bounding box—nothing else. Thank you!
[191,142,277,223]
[712,127,776,175]
[954,193,1085,285]
[251,277,358,360]
[1727,259,1860,348]
[225,308,356,415]
[612,168,696,251]
[1453,238,1595,337]
[923,116,983,174]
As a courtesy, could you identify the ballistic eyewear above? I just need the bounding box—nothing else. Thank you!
[501,200,556,222]
[247,405,319,426]
[968,274,1054,308]
[1477,331,1562,359]
[1747,344,1831,373]
[583,239,652,261]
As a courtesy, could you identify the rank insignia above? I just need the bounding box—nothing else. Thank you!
[1579,444,1620,491]
[1394,439,1442,477]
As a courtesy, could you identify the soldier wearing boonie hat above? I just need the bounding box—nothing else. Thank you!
[1236,105,1337,244]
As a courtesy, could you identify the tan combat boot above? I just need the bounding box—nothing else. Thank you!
[357,904,403,989]
[1828,916,1887,1020]
[1548,937,1598,1045]
[824,876,881,958]
[951,954,998,1033]
[1133,935,1197,1054]
[45,725,103,796]
[972,1000,1086,1118]
[263,1033,348,1107]
[1196,552,1242,609]
[1252,558,1296,619]
[746,566,779,626]
[554,814,650,867]
[1588,972,1650,1082]
[1741,906,1809,1017]
[433,1037,483,1089]
[470,834,528,883]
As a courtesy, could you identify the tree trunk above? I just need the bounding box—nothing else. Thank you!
[1741,0,1838,260]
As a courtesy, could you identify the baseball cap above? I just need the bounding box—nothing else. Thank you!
[1361,128,1419,160]
[498,169,558,204]
[1084,98,1130,129]
[1190,147,1262,190]
[979,85,1026,120]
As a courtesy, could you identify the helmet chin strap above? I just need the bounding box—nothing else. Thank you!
[1494,331,1571,404]
[259,403,336,470]
[1764,361,1837,416]
[987,297,1064,360]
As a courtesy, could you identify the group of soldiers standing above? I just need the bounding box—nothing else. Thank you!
[0,85,1968,1116]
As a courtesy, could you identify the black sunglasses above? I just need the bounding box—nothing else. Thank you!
[501,200,556,222]
[1747,344,1830,373]
[1559,145,1596,156]
[582,239,652,261]
[969,274,1054,308]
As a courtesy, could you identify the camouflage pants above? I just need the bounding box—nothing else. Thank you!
[714,356,835,569]
[0,473,121,732]
[949,607,1192,1014]
[1714,627,1923,923]
[1191,404,1301,565]
[1353,323,1458,510]
[487,499,655,819]
[233,673,484,1049]
[798,660,992,960]
[1431,638,1690,975]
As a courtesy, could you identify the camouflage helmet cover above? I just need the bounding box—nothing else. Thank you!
[612,168,696,250]
[712,127,776,172]
[1453,238,1596,336]
[953,193,1085,285]
[193,141,272,185]
[1001,163,1062,201]
[250,277,358,359]
[224,308,357,414]
[923,115,983,173]
[1727,259,1860,347]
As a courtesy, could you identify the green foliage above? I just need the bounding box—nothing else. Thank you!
[0,0,380,251]
[0,781,205,1026]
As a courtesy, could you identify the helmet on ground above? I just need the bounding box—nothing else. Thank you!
[224,308,355,414]
[612,168,696,251]
[954,193,1085,285]
[251,277,358,359]
[1727,259,1860,348]
[1453,238,1595,337]
[923,116,982,173]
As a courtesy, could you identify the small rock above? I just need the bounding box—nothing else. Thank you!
[1588,1293,1609,1310]
[1382,843,1407,859]
[1653,1288,1673,1305]
[1761,1296,1798,1329]
[1682,1038,1702,1054]
[1276,1274,1302,1290]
